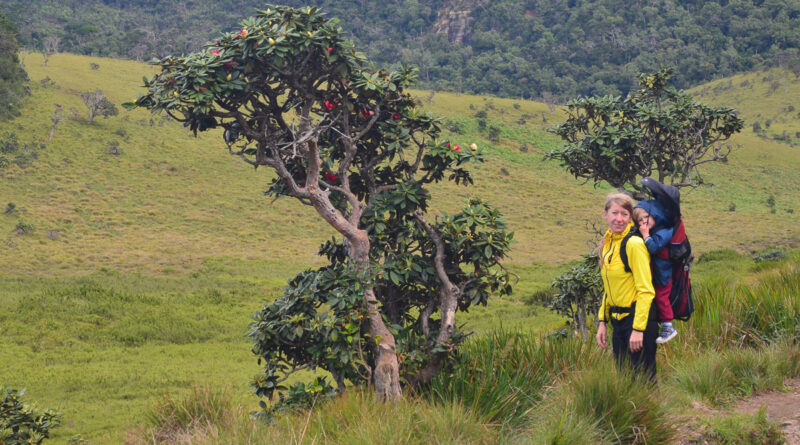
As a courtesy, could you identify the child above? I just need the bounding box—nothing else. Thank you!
[633,200,678,344]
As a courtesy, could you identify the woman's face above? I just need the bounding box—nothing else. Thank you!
[604,202,631,234]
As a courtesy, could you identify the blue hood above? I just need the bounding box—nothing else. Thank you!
[636,200,670,229]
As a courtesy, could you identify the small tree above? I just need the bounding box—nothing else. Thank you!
[548,253,603,339]
[0,388,62,444]
[80,90,118,123]
[48,104,64,141]
[548,67,744,193]
[42,36,59,67]
[128,6,512,403]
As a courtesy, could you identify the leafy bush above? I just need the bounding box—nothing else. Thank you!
[0,388,62,445]
[752,248,787,263]
[0,132,45,170]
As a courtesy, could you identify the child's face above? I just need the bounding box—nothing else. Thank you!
[637,212,653,228]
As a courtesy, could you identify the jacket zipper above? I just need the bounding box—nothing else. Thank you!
[603,240,616,320]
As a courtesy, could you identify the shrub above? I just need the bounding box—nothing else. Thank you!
[752,248,786,263]
[0,388,62,444]
[487,125,501,142]
[14,220,34,235]
[474,110,487,119]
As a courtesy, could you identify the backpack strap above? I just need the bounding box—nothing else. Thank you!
[620,225,641,273]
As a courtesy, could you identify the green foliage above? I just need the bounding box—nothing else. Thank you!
[0,11,28,120]
[547,252,602,337]
[145,384,237,442]
[752,248,787,263]
[0,132,45,171]
[80,90,118,123]
[0,388,62,445]
[6,0,800,100]
[702,408,785,445]
[533,360,675,444]
[430,330,600,429]
[548,68,744,192]
[130,5,513,402]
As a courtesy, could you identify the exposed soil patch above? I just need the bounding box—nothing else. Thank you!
[673,378,800,445]
[733,378,800,445]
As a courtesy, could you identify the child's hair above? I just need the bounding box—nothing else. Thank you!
[632,207,649,224]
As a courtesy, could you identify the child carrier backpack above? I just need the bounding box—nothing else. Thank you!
[619,178,695,321]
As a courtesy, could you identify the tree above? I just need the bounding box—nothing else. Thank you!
[48,104,64,141]
[0,12,29,121]
[0,387,62,444]
[547,67,744,194]
[80,90,118,123]
[127,6,512,403]
[42,36,59,67]
[548,253,603,339]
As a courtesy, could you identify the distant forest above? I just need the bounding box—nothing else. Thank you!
[2,0,799,99]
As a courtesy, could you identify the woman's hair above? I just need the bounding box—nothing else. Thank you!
[632,207,648,224]
[604,193,634,215]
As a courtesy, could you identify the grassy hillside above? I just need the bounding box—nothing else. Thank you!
[2,53,800,277]
[2,53,800,442]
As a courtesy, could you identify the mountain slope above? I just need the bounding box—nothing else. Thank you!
[2,53,800,277]
[2,0,799,99]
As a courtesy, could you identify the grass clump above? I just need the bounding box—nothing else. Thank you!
[701,408,785,445]
[131,388,496,445]
[429,329,600,429]
[141,385,238,444]
[530,360,675,444]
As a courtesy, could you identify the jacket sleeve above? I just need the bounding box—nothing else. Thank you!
[626,237,655,331]
[644,226,675,253]
[598,289,608,323]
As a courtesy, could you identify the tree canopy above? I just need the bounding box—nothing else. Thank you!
[0,11,29,120]
[4,0,800,99]
[128,5,512,405]
[548,68,744,194]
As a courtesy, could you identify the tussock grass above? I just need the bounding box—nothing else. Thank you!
[130,388,497,445]
[529,360,675,444]
[701,408,786,445]
[430,330,601,429]
[666,339,800,407]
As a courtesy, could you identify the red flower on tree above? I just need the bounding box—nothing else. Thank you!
[392,114,401,119]
[324,172,339,183]
[211,50,220,55]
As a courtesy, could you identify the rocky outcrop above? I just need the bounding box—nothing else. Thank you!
[432,5,473,44]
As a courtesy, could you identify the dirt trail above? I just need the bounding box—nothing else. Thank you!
[733,378,800,445]
[675,378,800,444]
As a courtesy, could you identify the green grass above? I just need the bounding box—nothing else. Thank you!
[701,408,786,445]
[3,52,800,442]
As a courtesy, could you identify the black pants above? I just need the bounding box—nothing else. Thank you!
[610,303,659,381]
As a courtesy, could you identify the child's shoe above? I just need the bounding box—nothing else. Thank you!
[656,323,677,344]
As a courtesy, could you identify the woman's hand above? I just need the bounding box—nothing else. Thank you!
[629,330,643,352]
[596,322,608,349]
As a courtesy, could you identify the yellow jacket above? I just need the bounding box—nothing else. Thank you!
[598,222,655,331]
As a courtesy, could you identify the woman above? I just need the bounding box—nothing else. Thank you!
[595,193,659,380]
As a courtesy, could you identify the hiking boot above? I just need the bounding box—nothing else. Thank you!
[656,324,677,344]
